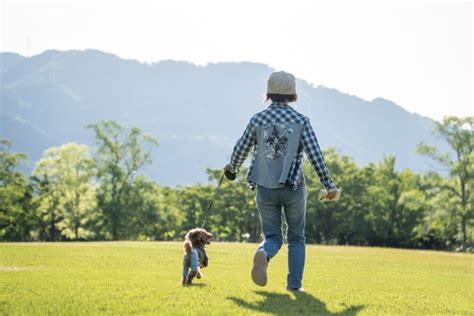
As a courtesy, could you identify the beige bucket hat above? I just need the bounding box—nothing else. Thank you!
[267,71,296,95]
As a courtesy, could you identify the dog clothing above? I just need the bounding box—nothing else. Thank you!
[193,244,209,267]
[182,249,199,277]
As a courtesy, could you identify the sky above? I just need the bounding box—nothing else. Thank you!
[1,0,472,121]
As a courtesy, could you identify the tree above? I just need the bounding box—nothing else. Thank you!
[305,148,368,245]
[32,143,97,240]
[394,169,427,247]
[121,175,185,240]
[417,116,473,246]
[87,121,158,240]
[363,156,405,246]
[178,184,212,235]
[206,168,260,242]
[305,149,425,248]
[414,172,457,249]
[0,139,35,241]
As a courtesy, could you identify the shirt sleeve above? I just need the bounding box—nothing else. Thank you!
[230,120,257,172]
[301,118,336,191]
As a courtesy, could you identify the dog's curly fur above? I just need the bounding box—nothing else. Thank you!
[182,228,213,285]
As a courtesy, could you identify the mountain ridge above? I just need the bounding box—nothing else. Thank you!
[1,49,449,186]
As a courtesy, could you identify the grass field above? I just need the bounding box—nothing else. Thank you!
[0,242,472,315]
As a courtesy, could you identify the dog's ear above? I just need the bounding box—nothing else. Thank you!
[185,229,197,241]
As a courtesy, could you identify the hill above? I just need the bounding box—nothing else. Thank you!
[0,49,449,185]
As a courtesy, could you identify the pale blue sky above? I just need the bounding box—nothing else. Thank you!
[1,0,472,120]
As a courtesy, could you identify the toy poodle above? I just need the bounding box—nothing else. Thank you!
[181,228,213,285]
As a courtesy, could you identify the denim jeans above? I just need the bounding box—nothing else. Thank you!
[182,248,199,277]
[256,184,307,289]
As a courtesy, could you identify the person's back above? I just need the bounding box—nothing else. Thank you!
[232,101,334,192]
[224,71,338,292]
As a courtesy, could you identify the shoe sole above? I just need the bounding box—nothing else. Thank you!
[251,250,267,286]
[288,288,305,293]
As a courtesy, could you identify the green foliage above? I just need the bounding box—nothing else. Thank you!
[122,175,184,240]
[206,168,260,242]
[305,151,425,248]
[31,143,97,240]
[417,116,473,246]
[0,117,472,250]
[0,139,34,241]
[87,121,159,240]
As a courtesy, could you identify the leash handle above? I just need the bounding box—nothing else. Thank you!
[201,173,225,228]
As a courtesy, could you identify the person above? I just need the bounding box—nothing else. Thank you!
[224,71,338,292]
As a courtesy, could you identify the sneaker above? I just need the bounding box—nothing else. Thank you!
[251,249,268,286]
[288,287,305,293]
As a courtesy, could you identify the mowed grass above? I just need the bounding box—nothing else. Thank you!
[0,242,472,315]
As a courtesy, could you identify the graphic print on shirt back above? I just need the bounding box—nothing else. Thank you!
[262,121,293,160]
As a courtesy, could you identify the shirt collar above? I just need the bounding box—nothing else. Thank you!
[270,102,290,108]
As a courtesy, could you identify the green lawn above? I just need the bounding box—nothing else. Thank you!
[0,242,472,315]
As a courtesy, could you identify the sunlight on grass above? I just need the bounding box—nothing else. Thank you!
[1,242,472,315]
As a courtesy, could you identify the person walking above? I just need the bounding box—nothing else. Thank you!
[224,71,338,292]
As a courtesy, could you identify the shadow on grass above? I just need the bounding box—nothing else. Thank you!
[228,291,364,315]
[182,283,207,288]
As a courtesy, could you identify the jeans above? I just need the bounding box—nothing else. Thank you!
[256,184,307,289]
[182,248,199,277]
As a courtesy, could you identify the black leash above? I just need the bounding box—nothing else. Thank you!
[201,173,225,228]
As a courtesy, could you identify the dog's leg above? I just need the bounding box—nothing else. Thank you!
[184,248,200,285]
[185,271,198,285]
[196,268,202,279]
[182,254,191,285]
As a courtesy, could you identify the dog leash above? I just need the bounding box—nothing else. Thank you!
[201,173,225,228]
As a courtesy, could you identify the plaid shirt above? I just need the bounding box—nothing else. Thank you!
[230,102,336,191]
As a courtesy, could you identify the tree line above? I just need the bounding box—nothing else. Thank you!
[1,118,472,251]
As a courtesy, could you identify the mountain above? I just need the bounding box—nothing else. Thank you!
[0,49,448,186]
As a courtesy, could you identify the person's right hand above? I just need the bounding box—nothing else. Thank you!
[325,188,338,200]
[223,164,237,181]
[223,164,235,174]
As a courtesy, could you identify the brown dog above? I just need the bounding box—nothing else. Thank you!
[182,228,213,285]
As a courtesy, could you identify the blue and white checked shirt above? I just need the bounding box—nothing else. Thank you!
[229,102,336,191]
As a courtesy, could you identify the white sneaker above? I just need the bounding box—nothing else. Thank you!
[288,287,305,293]
[251,249,268,286]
